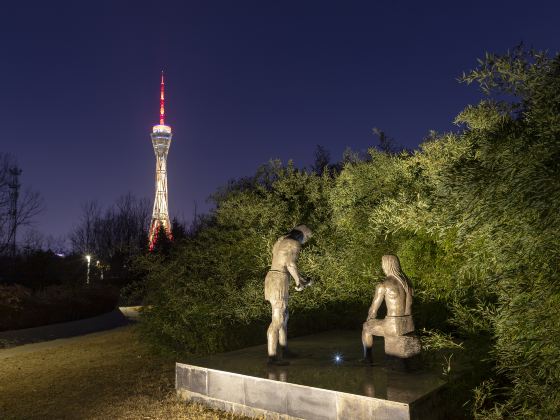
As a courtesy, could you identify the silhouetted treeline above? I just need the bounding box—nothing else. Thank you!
[70,193,151,261]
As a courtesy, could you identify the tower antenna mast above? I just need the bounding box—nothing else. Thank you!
[8,166,22,257]
[160,71,165,125]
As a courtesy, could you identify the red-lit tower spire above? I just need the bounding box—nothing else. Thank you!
[160,71,165,125]
[148,72,173,250]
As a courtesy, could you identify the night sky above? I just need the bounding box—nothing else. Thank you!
[1,1,559,242]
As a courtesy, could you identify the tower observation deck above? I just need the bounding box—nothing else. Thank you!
[148,72,173,250]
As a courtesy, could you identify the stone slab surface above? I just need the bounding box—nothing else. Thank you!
[176,330,448,419]
[385,335,422,358]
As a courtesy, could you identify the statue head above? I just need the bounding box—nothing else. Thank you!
[381,254,412,295]
[287,225,313,244]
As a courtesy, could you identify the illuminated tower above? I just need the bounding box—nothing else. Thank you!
[148,72,173,250]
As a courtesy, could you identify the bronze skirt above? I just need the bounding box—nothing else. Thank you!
[264,270,289,303]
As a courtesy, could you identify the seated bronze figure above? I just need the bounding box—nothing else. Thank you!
[362,255,421,364]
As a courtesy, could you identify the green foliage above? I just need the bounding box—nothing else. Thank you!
[0,251,95,289]
[140,47,560,418]
[0,283,118,332]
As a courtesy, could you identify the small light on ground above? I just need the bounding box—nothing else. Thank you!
[333,352,343,364]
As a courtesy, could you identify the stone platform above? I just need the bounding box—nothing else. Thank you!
[176,330,447,419]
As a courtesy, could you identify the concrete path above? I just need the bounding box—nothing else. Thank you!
[0,326,132,360]
[0,307,142,353]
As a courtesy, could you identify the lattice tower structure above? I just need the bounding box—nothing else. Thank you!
[148,72,173,250]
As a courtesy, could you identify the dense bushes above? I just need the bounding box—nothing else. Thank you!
[0,251,87,290]
[139,48,559,418]
[0,283,118,331]
[0,250,120,332]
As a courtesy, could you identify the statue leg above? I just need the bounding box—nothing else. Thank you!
[267,303,285,358]
[362,322,374,363]
[279,304,288,348]
[279,304,298,358]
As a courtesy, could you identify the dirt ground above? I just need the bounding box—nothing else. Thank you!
[0,325,242,419]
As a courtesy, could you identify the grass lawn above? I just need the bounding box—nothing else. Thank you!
[0,325,243,419]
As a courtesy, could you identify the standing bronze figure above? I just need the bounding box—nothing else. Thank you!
[265,225,313,365]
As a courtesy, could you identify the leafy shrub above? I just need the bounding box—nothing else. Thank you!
[0,284,118,331]
[0,284,32,311]
[140,47,560,418]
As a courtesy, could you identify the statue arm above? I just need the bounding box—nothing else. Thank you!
[285,240,305,288]
[367,283,385,320]
[286,262,304,288]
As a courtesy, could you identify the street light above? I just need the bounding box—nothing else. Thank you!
[96,260,103,281]
[85,254,91,285]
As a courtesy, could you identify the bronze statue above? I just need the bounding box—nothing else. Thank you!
[265,225,313,365]
[362,255,420,364]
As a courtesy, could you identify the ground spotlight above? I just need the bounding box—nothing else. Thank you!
[333,352,344,365]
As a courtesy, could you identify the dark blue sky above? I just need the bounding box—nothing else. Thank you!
[1,1,559,240]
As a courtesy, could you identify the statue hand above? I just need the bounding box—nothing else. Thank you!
[301,278,314,289]
[295,278,312,291]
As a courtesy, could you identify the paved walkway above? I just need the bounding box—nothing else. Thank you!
[0,327,132,360]
[0,307,141,357]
